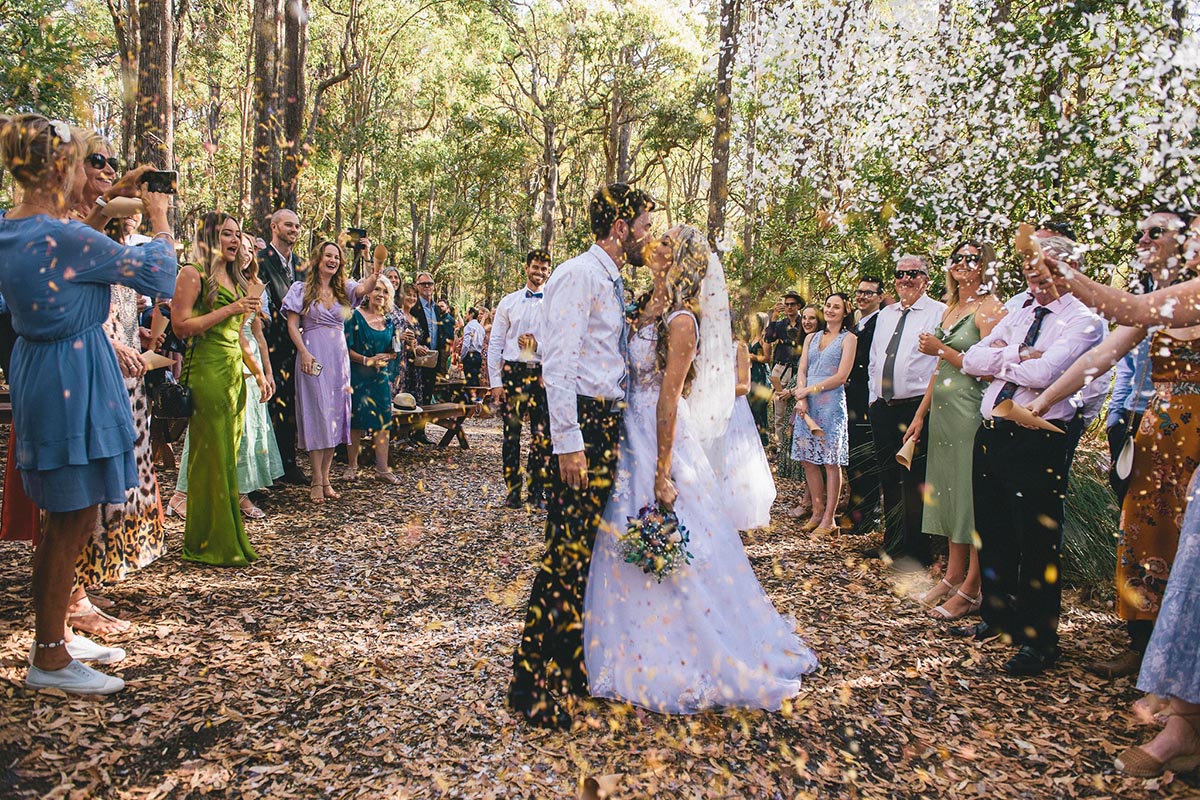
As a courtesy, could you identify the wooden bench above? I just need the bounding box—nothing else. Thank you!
[391,401,480,448]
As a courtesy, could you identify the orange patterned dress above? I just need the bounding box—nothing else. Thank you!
[1117,330,1200,622]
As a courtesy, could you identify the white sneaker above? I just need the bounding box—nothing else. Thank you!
[25,659,125,695]
[27,634,126,666]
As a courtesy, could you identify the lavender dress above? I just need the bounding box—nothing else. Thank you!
[282,280,362,450]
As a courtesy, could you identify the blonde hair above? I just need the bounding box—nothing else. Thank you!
[302,240,350,313]
[0,114,85,197]
[84,131,116,158]
[191,212,248,310]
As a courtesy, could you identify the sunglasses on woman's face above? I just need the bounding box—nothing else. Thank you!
[86,153,119,171]
[1133,226,1170,245]
[949,252,981,268]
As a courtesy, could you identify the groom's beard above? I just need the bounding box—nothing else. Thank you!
[623,232,646,267]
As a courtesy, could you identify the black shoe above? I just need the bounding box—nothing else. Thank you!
[949,621,993,641]
[1002,645,1060,676]
[507,685,571,730]
[409,432,432,447]
[279,468,308,485]
[505,492,522,510]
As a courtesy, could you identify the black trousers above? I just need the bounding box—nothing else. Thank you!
[511,398,622,695]
[974,418,1074,655]
[845,404,879,534]
[501,361,551,501]
[266,334,299,473]
[462,350,483,389]
[869,398,931,564]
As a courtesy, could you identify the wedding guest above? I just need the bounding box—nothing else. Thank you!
[0,114,176,693]
[345,275,400,484]
[867,255,946,566]
[460,307,486,387]
[747,311,772,445]
[776,304,821,486]
[438,298,457,377]
[953,235,1105,675]
[173,233,283,520]
[844,276,883,535]
[173,214,269,565]
[258,209,306,484]
[489,249,552,509]
[901,241,1005,619]
[409,271,450,410]
[389,281,423,396]
[791,293,857,535]
[285,239,381,503]
[766,291,804,448]
[1039,239,1200,777]
[1028,209,1197,679]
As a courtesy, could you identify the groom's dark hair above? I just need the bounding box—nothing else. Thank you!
[590,183,656,239]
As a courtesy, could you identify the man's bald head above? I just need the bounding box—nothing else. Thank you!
[271,209,301,250]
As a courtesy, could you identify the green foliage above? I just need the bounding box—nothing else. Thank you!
[1063,440,1120,592]
[0,0,95,117]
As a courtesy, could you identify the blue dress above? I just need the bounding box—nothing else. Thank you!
[345,309,397,432]
[791,330,850,466]
[1137,471,1200,704]
[0,214,177,511]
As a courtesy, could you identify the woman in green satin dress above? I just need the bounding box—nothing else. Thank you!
[171,213,270,567]
[903,241,1006,619]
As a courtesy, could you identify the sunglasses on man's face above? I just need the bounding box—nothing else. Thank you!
[949,253,981,267]
[86,153,119,171]
[1134,226,1172,245]
[894,269,925,281]
[416,281,434,287]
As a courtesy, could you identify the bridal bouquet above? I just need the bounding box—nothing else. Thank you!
[619,502,693,582]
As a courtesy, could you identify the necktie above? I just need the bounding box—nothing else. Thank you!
[995,306,1052,405]
[880,308,911,402]
[612,272,629,397]
[525,290,543,299]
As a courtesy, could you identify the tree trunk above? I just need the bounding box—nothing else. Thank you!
[107,0,140,167]
[136,0,173,182]
[540,120,558,250]
[706,0,741,249]
[279,0,308,209]
[250,0,282,229]
[334,150,347,233]
[741,0,759,271]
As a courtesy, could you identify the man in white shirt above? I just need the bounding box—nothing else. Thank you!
[954,236,1105,676]
[509,183,656,730]
[488,250,553,509]
[459,307,486,387]
[866,256,946,566]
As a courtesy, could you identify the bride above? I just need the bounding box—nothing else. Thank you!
[583,225,818,713]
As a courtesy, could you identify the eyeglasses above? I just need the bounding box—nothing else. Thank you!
[86,153,119,171]
[894,269,926,281]
[949,252,981,268]
[855,289,880,296]
[1134,226,1173,245]
[416,281,434,287]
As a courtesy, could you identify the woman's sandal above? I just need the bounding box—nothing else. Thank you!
[1116,712,1200,777]
[166,494,187,519]
[323,484,341,500]
[375,469,401,485]
[239,496,266,520]
[919,578,959,609]
[309,485,325,505]
[67,597,132,636]
[800,518,821,532]
[929,589,982,621]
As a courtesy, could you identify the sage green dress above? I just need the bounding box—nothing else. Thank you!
[922,311,986,545]
[181,281,257,566]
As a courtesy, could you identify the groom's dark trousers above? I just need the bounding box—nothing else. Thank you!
[511,397,623,696]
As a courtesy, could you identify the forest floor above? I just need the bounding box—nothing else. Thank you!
[1,419,1199,799]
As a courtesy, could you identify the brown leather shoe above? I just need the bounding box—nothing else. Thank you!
[1086,648,1143,678]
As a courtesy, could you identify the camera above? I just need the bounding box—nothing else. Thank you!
[346,227,367,252]
[140,170,178,194]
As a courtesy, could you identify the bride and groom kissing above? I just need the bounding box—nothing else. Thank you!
[507,184,817,730]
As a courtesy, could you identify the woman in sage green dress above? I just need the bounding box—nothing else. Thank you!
[903,240,1006,620]
[171,213,269,567]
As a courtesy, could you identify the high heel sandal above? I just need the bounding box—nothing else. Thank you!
[239,496,266,520]
[1116,712,1200,777]
[800,518,822,533]
[919,578,958,608]
[309,485,325,505]
[929,589,982,621]
[166,495,187,519]
[323,483,340,500]
[375,469,401,485]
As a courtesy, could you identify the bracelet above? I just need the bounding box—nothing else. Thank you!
[94,195,108,208]
[153,231,174,241]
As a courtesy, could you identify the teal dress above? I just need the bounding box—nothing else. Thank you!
[922,310,986,545]
[345,309,397,432]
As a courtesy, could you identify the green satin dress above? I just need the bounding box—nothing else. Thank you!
[922,310,986,545]
[181,281,257,566]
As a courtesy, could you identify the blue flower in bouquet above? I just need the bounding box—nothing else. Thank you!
[618,501,693,582]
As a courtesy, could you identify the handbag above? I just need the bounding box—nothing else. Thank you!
[414,350,438,369]
[150,337,195,420]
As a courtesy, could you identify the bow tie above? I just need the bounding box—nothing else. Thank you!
[525,290,543,299]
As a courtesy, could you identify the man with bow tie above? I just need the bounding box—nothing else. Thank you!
[489,250,553,509]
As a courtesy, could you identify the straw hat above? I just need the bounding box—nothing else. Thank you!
[393,392,422,412]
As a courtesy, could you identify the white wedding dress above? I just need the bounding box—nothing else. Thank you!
[583,311,818,714]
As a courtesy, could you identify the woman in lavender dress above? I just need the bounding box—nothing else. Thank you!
[283,240,380,503]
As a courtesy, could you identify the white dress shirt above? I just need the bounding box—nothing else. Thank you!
[460,318,485,357]
[856,308,879,333]
[541,244,627,454]
[487,284,545,388]
[867,294,947,403]
[962,293,1106,422]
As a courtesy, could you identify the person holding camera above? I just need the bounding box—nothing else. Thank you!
[172,213,270,567]
[284,239,382,503]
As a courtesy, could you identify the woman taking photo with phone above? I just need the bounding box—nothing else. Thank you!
[171,213,269,566]
[283,239,381,503]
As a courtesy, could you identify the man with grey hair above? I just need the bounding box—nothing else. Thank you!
[408,272,451,444]
[953,236,1105,675]
[258,208,306,483]
[866,254,946,565]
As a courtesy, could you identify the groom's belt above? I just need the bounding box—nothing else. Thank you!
[578,395,624,415]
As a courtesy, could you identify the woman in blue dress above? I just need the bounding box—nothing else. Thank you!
[790,293,857,535]
[0,114,177,695]
[344,275,400,483]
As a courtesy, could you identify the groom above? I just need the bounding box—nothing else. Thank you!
[508,183,656,729]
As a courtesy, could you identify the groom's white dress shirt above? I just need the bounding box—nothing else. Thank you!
[541,243,627,455]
